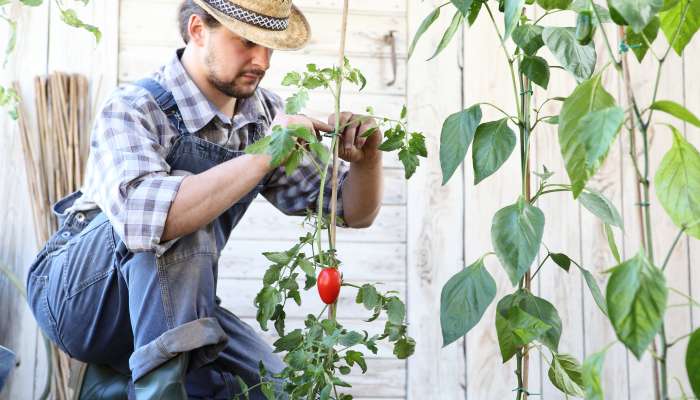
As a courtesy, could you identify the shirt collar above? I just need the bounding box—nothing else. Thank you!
[162,49,270,133]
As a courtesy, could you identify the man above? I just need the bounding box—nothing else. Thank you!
[25,0,384,398]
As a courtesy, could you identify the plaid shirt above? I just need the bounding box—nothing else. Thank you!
[68,49,350,257]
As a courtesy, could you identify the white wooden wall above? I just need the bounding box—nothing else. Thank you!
[1,0,697,399]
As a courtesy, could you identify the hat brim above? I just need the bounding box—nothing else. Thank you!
[192,0,311,50]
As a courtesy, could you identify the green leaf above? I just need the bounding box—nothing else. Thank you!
[548,353,585,397]
[282,71,301,86]
[659,0,700,55]
[626,16,660,62]
[273,329,304,352]
[309,142,330,164]
[345,350,367,373]
[428,10,464,60]
[285,89,309,114]
[440,257,497,346]
[269,126,297,167]
[518,291,562,352]
[235,376,250,399]
[505,0,526,39]
[570,0,612,23]
[512,24,545,55]
[393,336,416,359]
[543,27,597,82]
[451,0,474,14]
[654,126,700,239]
[339,331,364,347]
[650,100,700,127]
[356,284,379,310]
[408,132,428,157]
[59,8,101,43]
[559,73,621,197]
[468,0,483,25]
[578,265,609,316]
[263,251,292,265]
[520,55,550,89]
[244,135,272,155]
[283,149,303,176]
[440,105,482,185]
[579,189,624,228]
[550,253,571,271]
[255,286,281,331]
[260,382,275,400]
[604,223,622,264]
[386,297,406,325]
[608,0,663,31]
[472,118,517,184]
[582,347,608,400]
[409,7,441,59]
[491,197,545,286]
[538,0,573,10]
[687,328,700,398]
[606,251,667,359]
[399,148,420,179]
[495,291,556,361]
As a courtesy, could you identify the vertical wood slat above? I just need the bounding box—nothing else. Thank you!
[0,3,50,400]
[406,1,467,399]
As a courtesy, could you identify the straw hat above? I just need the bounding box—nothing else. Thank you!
[192,0,311,50]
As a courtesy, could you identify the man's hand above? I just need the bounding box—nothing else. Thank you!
[328,112,382,164]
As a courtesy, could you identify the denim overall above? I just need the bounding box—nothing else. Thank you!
[26,79,286,399]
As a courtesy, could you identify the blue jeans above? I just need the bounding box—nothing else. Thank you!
[26,191,285,399]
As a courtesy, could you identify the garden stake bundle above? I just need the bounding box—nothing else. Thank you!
[238,1,426,398]
[411,0,700,398]
[15,72,92,400]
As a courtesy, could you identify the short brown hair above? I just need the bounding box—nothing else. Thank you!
[178,0,221,43]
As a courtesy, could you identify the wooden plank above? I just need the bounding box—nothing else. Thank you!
[220,240,406,282]
[230,202,406,243]
[0,3,51,399]
[405,1,466,398]
[217,278,405,320]
[462,9,524,399]
[684,32,700,336]
[119,2,407,58]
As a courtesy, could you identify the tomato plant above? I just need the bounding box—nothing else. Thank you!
[411,0,700,398]
[239,3,420,398]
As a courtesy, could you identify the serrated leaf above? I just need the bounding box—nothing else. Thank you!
[285,89,309,114]
[399,148,420,179]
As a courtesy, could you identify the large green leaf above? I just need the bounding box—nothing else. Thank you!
[440,105,482,185]
[538,0,574,9]
[428,10,464,60]
[440,257,497,346]
[504,0,526,39]
[548,353,585,397]
[626,17,660,62]
[579,189,624,228]
[608,0,664,32]
[582,347,608,400]
[409,6,441,59]
[688,328,700,398]
[521,55,550,89]
[542,27,596,82]
[472,118,517,184]
[517,291,562,351]
[491,197,545,286]
[512,24,545,55]
[650,100,700,127]
[659,0,700,55]
[606,252,667,359]
[495,292,552,362]
[654,126,700,238]
[559,73,621,197]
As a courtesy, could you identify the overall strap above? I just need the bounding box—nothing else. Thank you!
[133,78,188,136]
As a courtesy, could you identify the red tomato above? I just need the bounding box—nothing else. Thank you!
[317,267,341,304]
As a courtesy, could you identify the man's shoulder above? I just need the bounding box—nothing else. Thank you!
[101,72,166,116]
[256,86,285,115]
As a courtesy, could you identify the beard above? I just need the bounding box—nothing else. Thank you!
[204,48,264,99]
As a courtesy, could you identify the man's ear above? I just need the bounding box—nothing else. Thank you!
[187,14,207,47]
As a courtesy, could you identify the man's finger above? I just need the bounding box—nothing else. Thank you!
[309,117,334,133]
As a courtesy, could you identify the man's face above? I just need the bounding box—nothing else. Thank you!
[202,25,273,99]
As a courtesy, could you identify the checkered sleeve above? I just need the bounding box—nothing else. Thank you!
[89,88,185,256]
[258,89,351,227]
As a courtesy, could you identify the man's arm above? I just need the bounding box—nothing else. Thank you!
[160,153,272,242]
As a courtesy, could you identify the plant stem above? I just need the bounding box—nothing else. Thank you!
[662,227,686,271]
[484,3,521,119]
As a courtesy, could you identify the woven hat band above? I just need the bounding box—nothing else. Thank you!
[203,0,289,31]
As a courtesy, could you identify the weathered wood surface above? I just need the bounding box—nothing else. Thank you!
[1,0,698,399]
